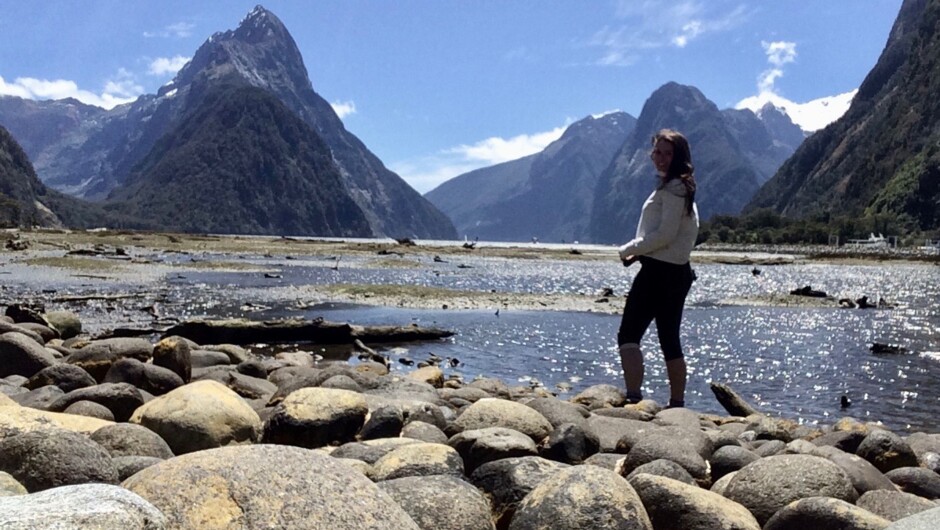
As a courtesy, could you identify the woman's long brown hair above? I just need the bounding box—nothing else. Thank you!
[652,129,696,216]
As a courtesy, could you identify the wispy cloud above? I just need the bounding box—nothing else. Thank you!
[736,40,855,131]
[143,22,194,39]
[330,100,356,119]
[589,1,748,66]
[392,124,569,193]
[148,56,191,76]
[0,71,143,109]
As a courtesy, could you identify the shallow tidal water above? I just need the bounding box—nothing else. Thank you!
[3,243,939,432]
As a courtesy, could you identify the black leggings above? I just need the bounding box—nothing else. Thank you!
[617,257,695,361]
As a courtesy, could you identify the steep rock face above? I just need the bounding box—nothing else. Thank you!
[0,6,456,239]
[0,125,118,229]
[426,112,636,242]
[0,97,105,166]
[747,0,940,231]
[588,82,774,244]
[106,84,372,237]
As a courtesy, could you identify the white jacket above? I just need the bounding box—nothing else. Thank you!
[618,178,699,265]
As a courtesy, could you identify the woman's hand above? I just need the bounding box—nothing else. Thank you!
[621,255,638,267]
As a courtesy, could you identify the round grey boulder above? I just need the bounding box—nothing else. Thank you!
[129,380,261,455]
[90,423,174,459]
[27,363,96,393]
[628,473,760,530]
[470,456,569,529]
[113,456,164,482]
[401,420,448,444]
[63,400,116,421]
[857,490,939,522]
[625,459,696,486]
[857,430,919,473]
[0,483,165,529]
[0,429,118,492]
[49,382,145,422]
[124,444,420,530]
[104,358,184,396]
[66,338,154,382]
[885,467,940,499]
[762,496,890,530]
[525,397,589,428]
[378,475,496,530]
[724,454,858,525]
[507,465,652,530]
[263,387,368,448]
[539,422,600,465]
[370,442,464,481]
[710,445,760,481]
[451,398,552,442]
[813,445,899,494]
[449,427,539,472]
[0,332,56,378]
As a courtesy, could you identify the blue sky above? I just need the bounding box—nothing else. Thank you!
[0,1,903,193]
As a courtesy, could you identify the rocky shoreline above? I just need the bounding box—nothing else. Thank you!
[1,306,939,529]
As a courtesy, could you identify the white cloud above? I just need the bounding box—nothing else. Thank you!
[737,40,855,131]
[392,124,569,193]
[144,22,194,39]
[589,1,748,66]
[149,56,190,76]
[0,73,142,110]
[330,100,356,119]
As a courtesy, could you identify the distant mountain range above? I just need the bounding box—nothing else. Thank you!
[745,0,939,233]
[0,6,456,239]
[425,112,637,242]
[429,82,805,244]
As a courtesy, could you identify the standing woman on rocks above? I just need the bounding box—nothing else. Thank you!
[617,129,699,408]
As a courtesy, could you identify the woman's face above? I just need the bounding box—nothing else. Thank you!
[650,139,674,176]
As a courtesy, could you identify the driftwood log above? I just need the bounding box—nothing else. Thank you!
[162,317,454,345]
[709,382,761,417]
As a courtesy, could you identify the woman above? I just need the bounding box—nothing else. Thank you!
[617,129,698,408]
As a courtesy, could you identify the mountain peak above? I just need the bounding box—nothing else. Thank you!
[233,5,290,44]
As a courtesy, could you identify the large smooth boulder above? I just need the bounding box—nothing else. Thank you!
[331,438,421,464]
[449,427,539,472]
[885,467,940,499]
[0,430,118,492]
[857,430,919,473]
[540,422,600,464]
[0,332,55,378]
[129,380,261,455]
[812,445,899,494]
[884,506,940,529]
[26,363,96,392]
[628,473,760,530]
[0,400,112,440]
[48,382,145,422]
[762,497,890,530]
[710,445,760,481]
[723,454,858,525]
[0,484,165,529]
[470,456,569,528]
[620,426,713,485]
[123,445,421,530]
[263,387,368,448]
[451,398,552,442]
[90,423,174,459]
[585,415,651,453]
[507,465,652,530]
[378,475,496,530]
[857,490,939,522]
[66,338,154,382]
[104,358,184,396]
[525,397,590,428]
[9,384,64,410]
[370,442,464,481]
